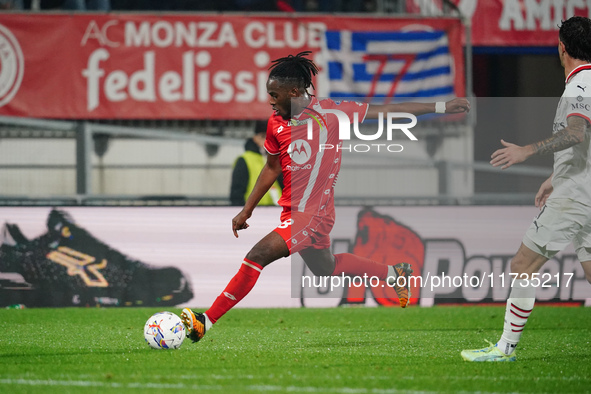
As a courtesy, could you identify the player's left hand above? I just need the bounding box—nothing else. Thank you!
[445,98,471,113]
[535,176,553,208]
[490,139,533,169]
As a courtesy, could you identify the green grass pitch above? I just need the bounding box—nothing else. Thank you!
[0,305,590,393]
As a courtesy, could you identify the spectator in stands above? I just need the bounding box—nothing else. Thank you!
[61,0,110,10]
[19,0,109,9]
[0,0,23,9]
[110,0,289,11]
[230,121,282,207]
[318,0,365,12]
[233,0,293,11]
[292,0,365,12]
[111,0,185,11]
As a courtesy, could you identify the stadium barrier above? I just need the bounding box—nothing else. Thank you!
[1,206,588,308]
[0,105,551,206]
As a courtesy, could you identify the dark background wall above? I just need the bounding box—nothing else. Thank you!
[472,52,564,193]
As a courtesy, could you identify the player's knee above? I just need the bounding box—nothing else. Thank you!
[245,248,270,267]
[301,250,335,276]
[307,264,333,277]
[510,249,539,274]
[245,232,289,267]
[509,258,526,273]
[245,245,285,267]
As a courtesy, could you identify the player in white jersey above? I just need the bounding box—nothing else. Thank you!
[181,52,470,343]
[462,16,591,362]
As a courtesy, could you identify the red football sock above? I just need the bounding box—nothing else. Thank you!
[332,253,388,279]
[205,259,262,324]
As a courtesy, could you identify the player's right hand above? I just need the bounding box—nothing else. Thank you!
[232,210,250,238]
[490,139,533,169]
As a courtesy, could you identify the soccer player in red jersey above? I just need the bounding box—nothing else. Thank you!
[182,52,470,342]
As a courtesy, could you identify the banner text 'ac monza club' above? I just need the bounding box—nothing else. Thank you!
[0,14,464,120]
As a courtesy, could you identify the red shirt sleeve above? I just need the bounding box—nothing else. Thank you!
[264,116,280,155]
[332,100,369,124]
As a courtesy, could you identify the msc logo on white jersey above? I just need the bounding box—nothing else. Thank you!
[288,139,312,165]
[0,24,24,107]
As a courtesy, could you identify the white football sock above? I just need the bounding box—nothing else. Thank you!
[203,312,213,330]
[387,265,396,278]
[497,278,535,355]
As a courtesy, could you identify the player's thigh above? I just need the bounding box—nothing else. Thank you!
[245,231,289,267]
[523,199,586,259]
[274,212,334,256]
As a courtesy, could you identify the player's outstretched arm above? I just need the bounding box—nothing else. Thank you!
[366,97,470,118]
[491,115,588,170]
[232,154,282,238]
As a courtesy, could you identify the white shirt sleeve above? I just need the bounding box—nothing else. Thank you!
[564,82,591,123]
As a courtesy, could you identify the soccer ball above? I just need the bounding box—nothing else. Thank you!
[143,311,185,350]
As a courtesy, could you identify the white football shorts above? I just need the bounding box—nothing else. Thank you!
[523,198,591,262]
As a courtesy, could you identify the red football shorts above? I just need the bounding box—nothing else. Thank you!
[273,210,335,255]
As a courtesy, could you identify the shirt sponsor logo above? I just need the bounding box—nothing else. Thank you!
[571,103,591,111]
[288,139,312,165]
[286,164,312,171]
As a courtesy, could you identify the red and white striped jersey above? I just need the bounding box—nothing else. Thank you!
[264,97,369,216]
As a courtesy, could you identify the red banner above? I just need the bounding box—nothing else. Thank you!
[407,0,590,47]
[0,14,464,120]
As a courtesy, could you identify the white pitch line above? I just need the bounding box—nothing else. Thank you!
[1,376,589,393]
[0,379,442,393]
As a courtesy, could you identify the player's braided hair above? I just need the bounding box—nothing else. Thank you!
[268,51,319,91]
[559,16,591,62]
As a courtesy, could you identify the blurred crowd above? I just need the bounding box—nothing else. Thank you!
[0,0,374,12]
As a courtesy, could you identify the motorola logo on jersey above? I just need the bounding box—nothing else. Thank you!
[288,139,312,165]
[0,24,25,107]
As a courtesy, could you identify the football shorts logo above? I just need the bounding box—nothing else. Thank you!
[288,139,312,165]
[0,24,24,107]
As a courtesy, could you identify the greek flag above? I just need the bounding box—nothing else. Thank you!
[323,30,456,102]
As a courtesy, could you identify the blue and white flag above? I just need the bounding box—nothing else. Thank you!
[323,30,456,102]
